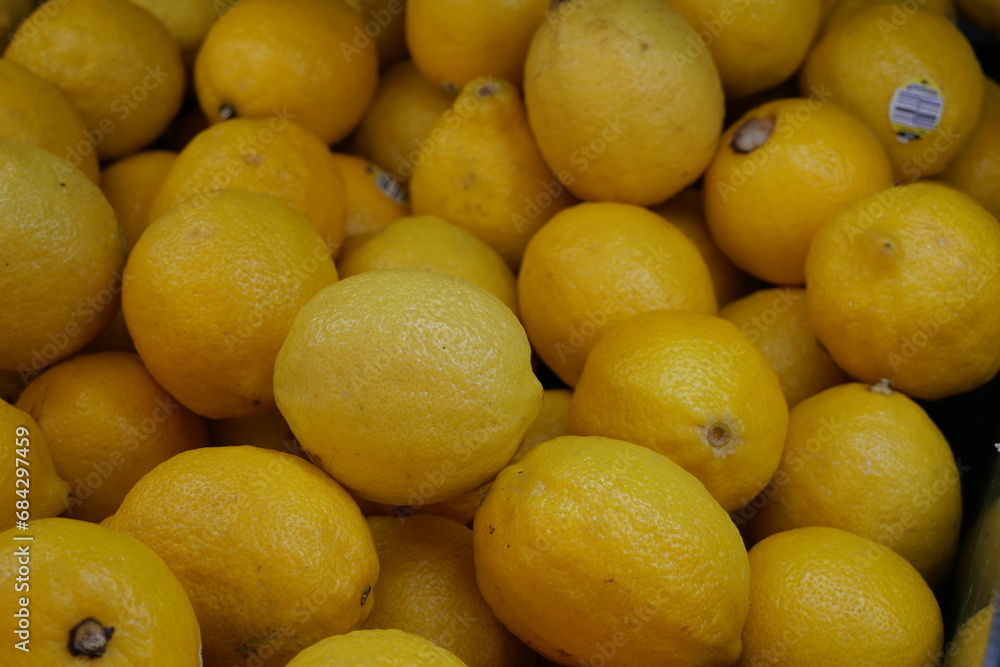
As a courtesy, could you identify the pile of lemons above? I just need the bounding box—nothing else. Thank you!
[1,0,999,665]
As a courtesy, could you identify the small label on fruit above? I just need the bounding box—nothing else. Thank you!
[366,165,408,204]
[888,78,944,144]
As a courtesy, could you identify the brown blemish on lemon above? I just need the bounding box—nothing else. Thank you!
[69,618,114,658]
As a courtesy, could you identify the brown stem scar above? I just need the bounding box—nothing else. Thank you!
[69,618,114,658]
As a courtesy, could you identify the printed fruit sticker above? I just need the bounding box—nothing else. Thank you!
[889,78,944,143]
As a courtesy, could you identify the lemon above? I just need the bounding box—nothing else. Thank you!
[749,381,961,586]
[945,603,994,667]
[125,0,224,64]
[409,77,574,266]
[329,152,410,237]
[0,58,99,184]
[474,435,749,666]
[801,3,984,179]
[195,0,378,145]
[123,189,339,418]
[665,0,822,98]
[406,0,548,88]
[570,310,788,512]
[286,629,469,666]
[0,399,70,529]
[943,77,1000,219]
[0,518,201,666]
[351,60,456,181]
[6,0,185,160]
[100,150,177,252]
[104,446,379,667]
[274,269,542,505]
[650,190,756,307]
[524,0,724,205]
[15,351,208,523]
[823,0,956,33]
[362,515,533,666]
[518,202,716,387]
[720,288,848,407]
[372,388,572,526]
[704,97,895,285]
[737,526,943,667]
[339,215,518,314]
[0,139,124,374]
[149,118,348,255]
[805,181,1000,399]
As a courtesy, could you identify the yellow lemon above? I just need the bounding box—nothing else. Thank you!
[0,139,124,374]
[943,77,1000,219]
[125,0,225,64]
[6,0,185,159]
[650,190,756,307]
[329,152,410,237]
[720,288,848,407]
[406,0,548,88]
[805,181,1000,399]
[274,269,542,505]
[0,58,99,184]
[823,0,956,33]
[15,351,209,523]
[704,97,895,285]
[362,515,533,666]
[339,215,518,314]
[749,381,962,586]
[409,77,574,266]
[123,189,339,418]
[287,629,469,666]
[945,603,994,667]
[0,518,201,666]
[104,446,379,667]
[375,388,572,526]
[351,60,456,181]
[100,150,176,252]
[800,3,983,179]
[524,0,724,205]
[0,399,70,529]
[737,526,943,667]
[194,0,378,144]
[570,310,788,512]
[474,435,750,666]
[517,202,716,387]
[150,117,347,254]
[665,0,822,98]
